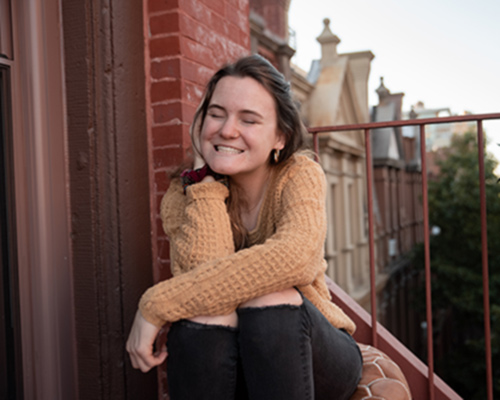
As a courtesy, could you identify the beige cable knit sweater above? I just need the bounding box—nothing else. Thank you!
[139,154,356,335]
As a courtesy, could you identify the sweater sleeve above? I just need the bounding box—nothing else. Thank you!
[140,159,327,327]
[160,179,235,273]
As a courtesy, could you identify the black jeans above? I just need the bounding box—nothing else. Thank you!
[166,294,362,400]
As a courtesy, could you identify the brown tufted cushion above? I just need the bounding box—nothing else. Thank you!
[349,344,412,400]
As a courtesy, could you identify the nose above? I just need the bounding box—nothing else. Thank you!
[219,116,239,139]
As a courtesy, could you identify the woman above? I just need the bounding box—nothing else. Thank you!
[127,55,362,399]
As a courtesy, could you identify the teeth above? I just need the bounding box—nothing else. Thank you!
[216,145,242,154]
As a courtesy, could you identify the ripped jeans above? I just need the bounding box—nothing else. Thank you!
[166,293,362,400]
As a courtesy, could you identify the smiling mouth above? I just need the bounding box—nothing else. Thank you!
[215,145,243,154]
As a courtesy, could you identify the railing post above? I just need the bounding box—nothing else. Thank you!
[364,128,378,347]
[477,120,493,400]
[313,132,319,162]
[419,124,435,400]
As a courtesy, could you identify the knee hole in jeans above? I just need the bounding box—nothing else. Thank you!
[188,311,238,328]
[239,287,303,309]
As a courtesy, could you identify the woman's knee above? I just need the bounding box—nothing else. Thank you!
[188,311,238,328]
[237,293,308,381]
[239,287,302,309]
[237,289,305,349]
[184,288,303,329]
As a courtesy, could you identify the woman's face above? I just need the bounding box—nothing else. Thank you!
[199,76,285,183]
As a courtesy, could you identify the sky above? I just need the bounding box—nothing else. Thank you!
[288,0,500,171]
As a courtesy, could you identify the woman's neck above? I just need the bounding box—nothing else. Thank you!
[232,168,270,211]
[231,167,272,230]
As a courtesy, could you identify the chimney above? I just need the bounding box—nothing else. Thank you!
[376,77,390,104]
[316,18,341,67]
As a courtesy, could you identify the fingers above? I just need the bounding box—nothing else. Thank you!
[128,346,167,373]
[126,310,165,373]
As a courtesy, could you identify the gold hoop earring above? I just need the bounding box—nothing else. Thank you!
[273,149,280,163]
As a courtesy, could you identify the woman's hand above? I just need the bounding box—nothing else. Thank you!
[126,310,167,373]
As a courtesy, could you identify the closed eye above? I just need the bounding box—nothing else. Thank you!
[207,104,226,119]
[208,112,224,119]
[240,110,262,125]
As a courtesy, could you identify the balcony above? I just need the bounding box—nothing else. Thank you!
[310,112,500,400]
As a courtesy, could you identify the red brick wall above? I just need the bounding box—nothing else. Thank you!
[143,1,250,396]
[250,0,289,38]
[144,0,250,284]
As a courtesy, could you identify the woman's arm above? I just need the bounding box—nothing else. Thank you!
[140,158,327,327]
[161,179,235,274]
[127,177,235,371]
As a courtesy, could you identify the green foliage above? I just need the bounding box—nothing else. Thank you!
[412,132,500,399]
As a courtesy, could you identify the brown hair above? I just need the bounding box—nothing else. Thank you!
[191,55,307,248]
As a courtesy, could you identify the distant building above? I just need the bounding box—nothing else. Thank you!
[403,102,477,180]
[403,101,452,151]
[371,78,424,352]
[294,19,375,304]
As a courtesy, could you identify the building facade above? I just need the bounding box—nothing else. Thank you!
[292,19,376,307]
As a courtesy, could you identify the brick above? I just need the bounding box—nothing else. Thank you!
[156,258,172,280]
[155,193,166,215]
[150,36,180,58]
[178,13,204,44]
[153,101,182,124]
[179,13,217,48]
[148,0,179,13]
[240,27,250,48]
[154,170,172,193]
[151,58,181,80]
[151,80,181,103]
[227,25,250,50]
[197,65,216,86]
[226,0,249,10]
[153,101,197,125]
[157,235,171,260]
[153,146,186,168]
[179,58,214,85]
[152,123,190,148]
[201,0,225,17]
[182,102,197,125]
[156,217,166,237]
[178,0,211,22]
[225,3,249,33]
[180,36,216,69]
[150,12,179,36]
[210,11,230,37]
[211,36,249,66]
[182,80,204,104]
[227,22,240,46]
[225,0,239,8]
[177,58,201,82]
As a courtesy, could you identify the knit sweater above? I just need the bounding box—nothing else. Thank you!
[139,154,356,335]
